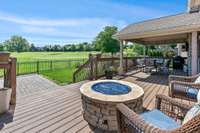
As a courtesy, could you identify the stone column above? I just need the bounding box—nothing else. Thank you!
[118,40,124,75]
[191,31,198,75]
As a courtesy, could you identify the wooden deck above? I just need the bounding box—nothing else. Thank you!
[0,72,194,133]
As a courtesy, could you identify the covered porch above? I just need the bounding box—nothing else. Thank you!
[114,12,200,76]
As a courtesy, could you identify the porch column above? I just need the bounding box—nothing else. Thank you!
[177,43,182,56]
[118,40,124,75]
[143,46,146,57]
[191,31,198,75]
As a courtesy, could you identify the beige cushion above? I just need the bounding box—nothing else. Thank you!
[183,103,200,125]
[195,76,200,84]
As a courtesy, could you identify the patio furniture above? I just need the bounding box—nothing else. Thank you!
[157,59,171,74]
[154,58,164,71]
[117,94,200,133]
[169,74,200,102]
[173,56,185,70]
[144,58,155,73]
[136,59,145,72]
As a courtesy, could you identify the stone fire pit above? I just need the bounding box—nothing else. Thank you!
[80,80,144,131]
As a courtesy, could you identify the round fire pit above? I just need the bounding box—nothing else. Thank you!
[80,80,144,131]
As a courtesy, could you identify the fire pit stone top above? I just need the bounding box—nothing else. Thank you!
[80,80,144,103]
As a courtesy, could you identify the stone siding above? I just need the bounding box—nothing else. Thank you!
[81,94,143,131]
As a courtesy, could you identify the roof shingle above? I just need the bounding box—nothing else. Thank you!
[115,12,200,39]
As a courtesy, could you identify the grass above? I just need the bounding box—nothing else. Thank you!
[11,52,97,62]
[40,68,76,85]
[1,52,98,84]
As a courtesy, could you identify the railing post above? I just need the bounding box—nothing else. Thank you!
[73,73,76,83]
[89,54,94,80]
[11,58,16,105]
[95,54,101,80]
[125,56,128,72]
[4,58,17,105]
[17,62,19,75]
[95,56,98,80]
[111,55,114,66]
[37,61,39,74]
[50,60,53,70]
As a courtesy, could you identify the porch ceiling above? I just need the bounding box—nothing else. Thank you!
[130,33,188,45]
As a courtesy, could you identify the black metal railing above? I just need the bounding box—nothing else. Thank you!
[0,59,86,77]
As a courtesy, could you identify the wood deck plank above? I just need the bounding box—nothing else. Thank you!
[2,99,81,132]
[12,104,82,133]
[147,79,167,109]
[50,113,84,133]
[0,72,193,133]
[64,118,89,133]
[143,77,166,109]
[77,125,93,133]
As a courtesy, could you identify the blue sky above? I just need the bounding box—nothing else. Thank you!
[0,0,187,46]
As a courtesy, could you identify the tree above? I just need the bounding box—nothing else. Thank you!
[52,45,62,51]
[43,45,52,51]
[94,26,120,56]
[132,43,144,56]
[71,45,76,51]
[30,43,37,51]
[0,43,4,51]
[4,35,30,52]
[77,44,84,51]
[63,44,71,51]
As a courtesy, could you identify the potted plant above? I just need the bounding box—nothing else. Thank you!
[105,66,115,79]
[0,88,12,114]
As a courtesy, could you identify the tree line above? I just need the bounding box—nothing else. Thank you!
[0,26,120,54]
[0,36,96,52]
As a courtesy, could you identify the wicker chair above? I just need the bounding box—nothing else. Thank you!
[116,95,200,133]
[169,74,200,102]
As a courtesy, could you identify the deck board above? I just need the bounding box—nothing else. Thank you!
[0,72,195,133]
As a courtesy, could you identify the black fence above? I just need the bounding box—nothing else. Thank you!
[14,59,86,75]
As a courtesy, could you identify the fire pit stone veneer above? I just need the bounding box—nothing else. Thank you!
[80,80,144,131]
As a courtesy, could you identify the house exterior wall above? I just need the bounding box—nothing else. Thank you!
[188,0,200,12]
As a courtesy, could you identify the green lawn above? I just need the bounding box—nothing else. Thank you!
[2,52,98,84]
[40,68,76,85]
[11,52,97,62]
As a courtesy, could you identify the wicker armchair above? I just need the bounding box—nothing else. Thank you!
[169,74,200,102]
[116,95,200,133]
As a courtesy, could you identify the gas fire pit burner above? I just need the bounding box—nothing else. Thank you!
[80,80,144,131]
[92,82,131,95]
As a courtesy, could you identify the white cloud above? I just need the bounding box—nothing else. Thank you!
[20,26,93,38]
[0,11,127,27]
[0,11,127,42]
[0,11,128,46]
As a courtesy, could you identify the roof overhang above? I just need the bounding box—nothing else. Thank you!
[114,12,200,45]
[115,24,200,40]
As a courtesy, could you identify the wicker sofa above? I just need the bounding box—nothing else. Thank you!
[116,95,200,133]
[169,74,200,102]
